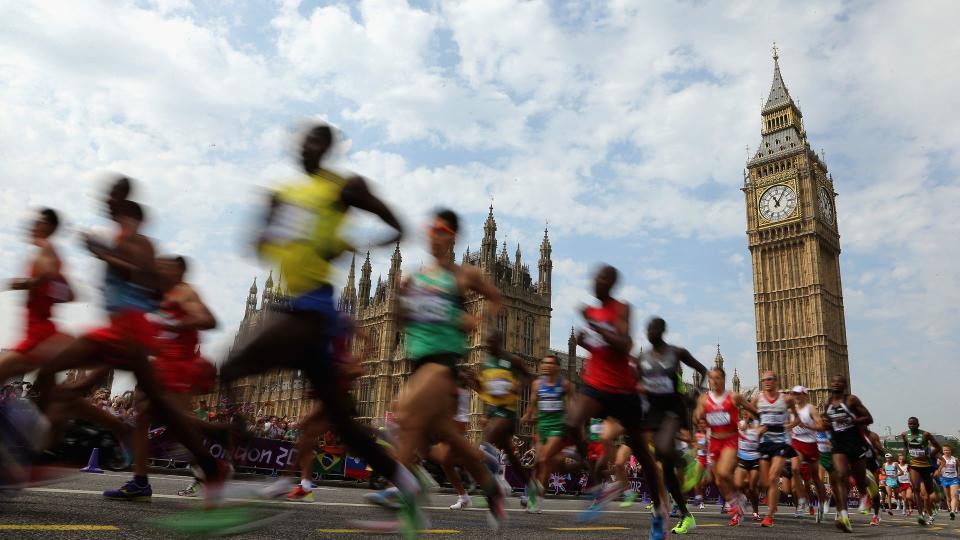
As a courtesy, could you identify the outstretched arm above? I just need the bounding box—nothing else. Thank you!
[340,176,403,247]
[677,347,707,389]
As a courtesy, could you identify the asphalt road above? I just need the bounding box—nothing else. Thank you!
[1,470,956,539]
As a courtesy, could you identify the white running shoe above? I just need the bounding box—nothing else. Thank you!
[449,496,472,510]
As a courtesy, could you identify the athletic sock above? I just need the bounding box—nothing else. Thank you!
[300,479,312,491]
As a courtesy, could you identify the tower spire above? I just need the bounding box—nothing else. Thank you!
[763,43,793,113]
[358,251,372,309]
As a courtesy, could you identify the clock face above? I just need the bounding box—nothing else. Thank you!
[758,184,798,222]
[819,187,834,225]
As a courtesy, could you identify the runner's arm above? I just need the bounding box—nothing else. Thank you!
[926,431,943,458]
[340,176,403,248]
[807,407,828,431]
[847,394,873,427]
[692,394,705,427]
[521,379,539,423]
[170,285,217,331]
[677,347,707,389]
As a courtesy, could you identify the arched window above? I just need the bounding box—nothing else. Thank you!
[522,316,535,356]
[497,312,508,349]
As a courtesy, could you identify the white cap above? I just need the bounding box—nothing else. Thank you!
[885,453,893,458]
[791,385,807,394]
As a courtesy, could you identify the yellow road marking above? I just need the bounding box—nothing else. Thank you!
[317,529,459,534]
[699,523,723,527]
[0,525,119,531]
[549,526,630,531]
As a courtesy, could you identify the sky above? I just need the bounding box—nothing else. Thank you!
[1,1,958,435]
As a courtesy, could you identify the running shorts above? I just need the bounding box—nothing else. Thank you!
[897,483,911,493]
[885,478,899,489]
[798,461,811,481]
[640,393,689,432]
[912,465,935,476]
[412,352,461,375]
[537,412,566,444]
[942,477,960,488]
[587,441,605,462]
[738,458,759,471]
[759,440,796,460]
[708,436,738,465]
[819,452,833,472]
[153,355,215,394]
[12,319,63,361]
[696,455,708,468]
[485,405,517,420]
[580,385,643,430]
[830,431,868,460]
[791,439,819,462]
[85,310,159,364]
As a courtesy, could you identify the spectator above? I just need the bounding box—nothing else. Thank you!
[194,400,209,421]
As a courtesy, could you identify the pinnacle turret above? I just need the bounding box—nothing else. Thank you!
[358,251,372,309]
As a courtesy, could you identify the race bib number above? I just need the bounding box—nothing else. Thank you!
[643,375,674,394]
[401,292,449,323]
[580,327,605,349]
[262,202,316,244]
[590,423,603,435]
[909,447,926,458]
[706,411,731,427]
[540,399,562,412]
[484,378,513,397]
[761,411,786,426]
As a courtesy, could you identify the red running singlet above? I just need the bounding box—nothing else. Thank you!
[580,299,635,393]
[704,391,739,436]
[13,261,69,357]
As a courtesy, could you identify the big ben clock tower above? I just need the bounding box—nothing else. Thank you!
[742,46,849,405]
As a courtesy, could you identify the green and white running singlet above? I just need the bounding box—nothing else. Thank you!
[536,375,566,443]
[401,267,466,370]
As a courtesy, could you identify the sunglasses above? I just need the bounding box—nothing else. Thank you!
[427,222,456,236]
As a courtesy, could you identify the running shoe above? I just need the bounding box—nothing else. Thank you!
[365,487,401,510]
[698,501,705,510]
[950,511,955,520]
[286,485,314,502]
[728,512,741,526]
[645,501,655,510]
[835,514,852,533]
[449,496,471,510]
[396,489,428,540]
[526,479,543,514]
[671,514,696,535]
[178,479,202,497]
[620,490,638,508]
[576,483,621,523]
[760,515,774,527]
[486,482,506,531]
[103,479,152,502]
[870,515,879,526]
[752,512,762,521]
[649,513,667,540]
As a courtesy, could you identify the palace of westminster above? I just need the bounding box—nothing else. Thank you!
[202,49,850,440]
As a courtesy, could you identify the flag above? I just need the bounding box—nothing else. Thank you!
[316,445,344,472]
[344,455,370,480]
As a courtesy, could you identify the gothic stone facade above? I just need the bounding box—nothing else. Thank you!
[742,50,850,405]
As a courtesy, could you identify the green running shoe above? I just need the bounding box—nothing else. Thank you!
[620,490,638,508]
[671,514,697,535]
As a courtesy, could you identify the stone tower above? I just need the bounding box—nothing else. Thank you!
[742,45,849,405]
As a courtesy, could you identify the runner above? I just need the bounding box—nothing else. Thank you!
[821,374,874,533]
[788,385,828,520]
[692,367,753,526]
[564,265,668,539]
[393,208,506,531]
[751,370,797,527]
[883,453,900,515]
[477,330,534,510]
[444,382,474,510]
[692,429,709,510]
[901,416,942,526]
[815,429,834,522]
[521,353,572,513]
[0,208,73,385]
[896,454,914,515]
[217,124,421,531]
[35,190,227,503]
[735,416,763,523]
[862,427,883,525]
[102,255,219,501]
[937,445,959,520]
[636,317,708,535]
